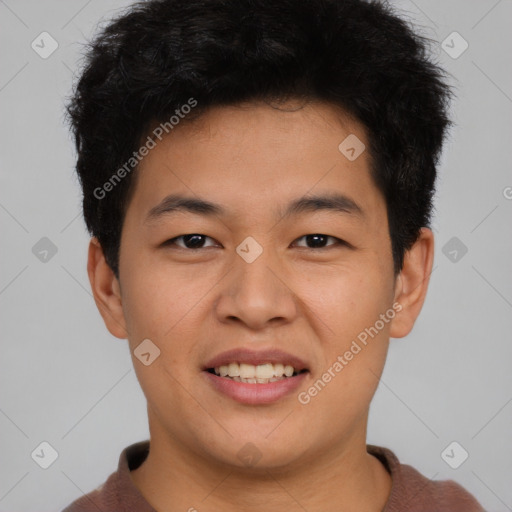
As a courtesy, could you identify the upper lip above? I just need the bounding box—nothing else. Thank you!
[203,348,309,371]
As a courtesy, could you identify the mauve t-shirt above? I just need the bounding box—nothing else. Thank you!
[62,441,486,511]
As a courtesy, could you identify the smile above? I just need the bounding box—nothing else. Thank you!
[207,362,305,384]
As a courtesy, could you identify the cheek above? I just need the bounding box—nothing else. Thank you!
[292,259,393,342]
[120,248,213,342]
[293,258,392,397]
[121,275,176,343]
[119,258,221,395]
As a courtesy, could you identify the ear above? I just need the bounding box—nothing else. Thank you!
[389,227,434,339]
[87,237,128,339]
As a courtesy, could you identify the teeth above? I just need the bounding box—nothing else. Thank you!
[228,362,240,377]
[212,362,301,381]
[255,363,274,379]
[284,365,294,377]
[232,375,288,384]
[273,363,284,377]
[239,363,255,379]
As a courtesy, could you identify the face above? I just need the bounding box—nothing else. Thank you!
[95,100,416,470]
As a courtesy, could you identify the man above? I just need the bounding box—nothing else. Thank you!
[63,0,485,510]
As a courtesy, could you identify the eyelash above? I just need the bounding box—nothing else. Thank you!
[162,234,348,251]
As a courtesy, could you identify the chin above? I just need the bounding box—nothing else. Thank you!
[198,433,309,472]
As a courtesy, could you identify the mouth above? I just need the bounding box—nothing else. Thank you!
[202,349,310,404]
[206,363,307,384]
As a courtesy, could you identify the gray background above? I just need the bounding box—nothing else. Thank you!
[0,0,511,510]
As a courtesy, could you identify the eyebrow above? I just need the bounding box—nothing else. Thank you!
[144,192,364,224]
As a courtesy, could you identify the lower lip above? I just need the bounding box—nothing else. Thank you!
[203,371,308,405]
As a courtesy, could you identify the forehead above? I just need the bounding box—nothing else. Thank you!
[127,100,384,225]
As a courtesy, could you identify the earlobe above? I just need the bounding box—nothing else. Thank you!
[87,237,128,339]
[389,228,435,339]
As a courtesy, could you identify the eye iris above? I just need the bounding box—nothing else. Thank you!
[176,234,335,249]
[183,234,205,248]
[306,234,328,248]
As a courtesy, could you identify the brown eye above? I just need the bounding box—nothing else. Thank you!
[164,234,218,249]
[293,234,345,249]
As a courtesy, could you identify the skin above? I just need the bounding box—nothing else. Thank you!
[88,99,434,512]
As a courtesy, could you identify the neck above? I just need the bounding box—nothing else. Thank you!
[130,421,392,512]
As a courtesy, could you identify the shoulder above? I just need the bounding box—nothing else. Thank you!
[367,445,486,512]
[61,441,152,512]
[61,478,113,511]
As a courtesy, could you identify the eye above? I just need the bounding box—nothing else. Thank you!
[162,233,348,251]
[293,234,346,250]
[163,234,219,249]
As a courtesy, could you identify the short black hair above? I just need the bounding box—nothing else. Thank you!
[66,0,451,279]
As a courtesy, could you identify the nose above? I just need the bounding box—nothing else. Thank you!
[214,242,298,330]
